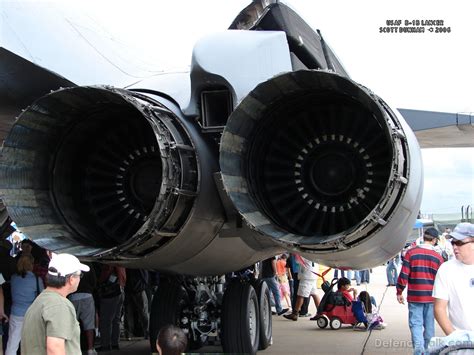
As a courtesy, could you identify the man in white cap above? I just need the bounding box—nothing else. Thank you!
[433,222,474,334]
[21,253,90,355]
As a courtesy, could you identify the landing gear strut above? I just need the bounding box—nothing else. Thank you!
[149,275,272,354]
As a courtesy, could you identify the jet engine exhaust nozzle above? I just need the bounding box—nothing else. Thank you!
[220,70,410,250]
[0,86,197,254]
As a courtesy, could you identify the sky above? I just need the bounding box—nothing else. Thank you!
[421,148,473,215]
[1,0,473,215]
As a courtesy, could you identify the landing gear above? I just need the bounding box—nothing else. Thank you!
[149,275,272,354]
[221,280,260,354]
[148,277,199,351]
[254,280,272,350]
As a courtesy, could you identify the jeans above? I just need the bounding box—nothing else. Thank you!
[359,270,370,283]
[408,302,434,355]
[354,271,361,285]
[263,277,283,313]
[124,290,150,337]
[70,293,96,330]
[5,314,23,355]
[100,292,125,348]
[386,261,398,285]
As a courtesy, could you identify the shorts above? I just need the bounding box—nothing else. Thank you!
[70,295,96,330]
[297,280,317,298]
[279,281,290,296]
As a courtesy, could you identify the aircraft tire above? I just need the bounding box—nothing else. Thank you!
[149,277,200,351]
[222,280,260,354]
[253,280,272,349]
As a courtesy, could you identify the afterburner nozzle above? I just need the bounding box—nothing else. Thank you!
[0,86,197,254]
[220,70,409,249]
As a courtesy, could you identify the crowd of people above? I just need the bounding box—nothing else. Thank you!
[260,222,473,354]
[0,239,157,354]
[256,252,382,330]
[259,252,376,322]
[396,223,474,354]
[0,222,473,354]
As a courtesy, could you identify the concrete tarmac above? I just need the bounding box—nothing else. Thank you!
[110,266,445,354]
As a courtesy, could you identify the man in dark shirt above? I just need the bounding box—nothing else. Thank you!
[68,262,97,354]
[97,265,126,352]
[261,257,288,316]
[124,269,150,340]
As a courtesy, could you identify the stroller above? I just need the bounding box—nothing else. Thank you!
[312,278,368,330]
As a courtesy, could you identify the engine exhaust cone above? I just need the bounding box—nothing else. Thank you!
[0,86,197,254]
[220,70,409,248]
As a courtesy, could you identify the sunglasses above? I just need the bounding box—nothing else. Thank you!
[71,272,83,279]
[450,239,474,247]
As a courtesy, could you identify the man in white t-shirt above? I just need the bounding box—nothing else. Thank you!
[283,256,320,321]
[432,222,474,334]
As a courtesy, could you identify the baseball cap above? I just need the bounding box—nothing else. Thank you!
[448,223,474,241]
[48,253,90,277]
[424,227,439,239]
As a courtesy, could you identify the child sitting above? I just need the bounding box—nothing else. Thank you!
[337,277,358,303]
[358,291,387,330]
